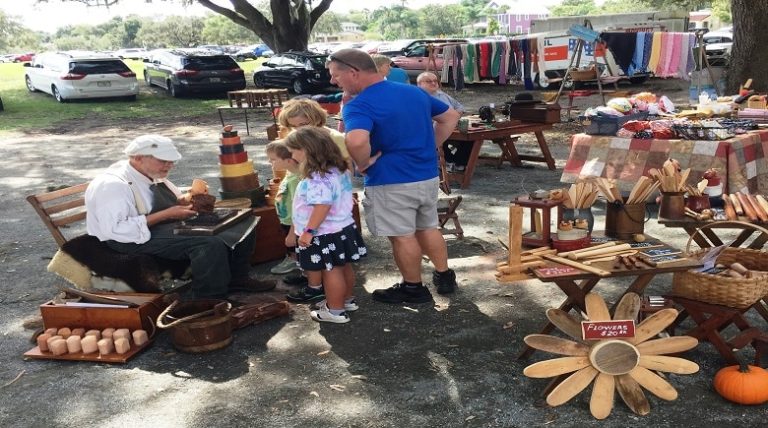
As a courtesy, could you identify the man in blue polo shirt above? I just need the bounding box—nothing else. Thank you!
[327,48,461,303]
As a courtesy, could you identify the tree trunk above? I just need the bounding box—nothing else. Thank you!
[727,0,768,93]
[196,0,332,53]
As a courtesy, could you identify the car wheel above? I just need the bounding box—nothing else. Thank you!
[236,55,245,62]
[52,86,65,103]
[292,79,307,94]
[253,74,266,88]
[167,81,181,98]
[25,76,37,92]
[125,95,137,101]
[143,71,152,87]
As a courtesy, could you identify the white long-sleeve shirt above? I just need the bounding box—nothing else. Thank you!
[84,160,182,244]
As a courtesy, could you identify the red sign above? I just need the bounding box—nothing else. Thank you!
[544,45,568,61]
[581,320,636,340]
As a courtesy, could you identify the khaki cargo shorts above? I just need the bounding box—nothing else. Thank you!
[361,177,439,237]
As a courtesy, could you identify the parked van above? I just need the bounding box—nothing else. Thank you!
[24,51,139,102]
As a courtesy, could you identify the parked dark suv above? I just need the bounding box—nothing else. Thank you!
[143,48,246,97]
[252,51,333,94]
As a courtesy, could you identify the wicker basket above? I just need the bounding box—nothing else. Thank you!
[671,221,768,309]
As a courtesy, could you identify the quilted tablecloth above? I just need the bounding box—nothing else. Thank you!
[561,130,768,194]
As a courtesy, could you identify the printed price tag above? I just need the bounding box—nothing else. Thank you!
[581,320,636,340]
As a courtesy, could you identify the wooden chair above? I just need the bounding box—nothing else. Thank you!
[27,184,189,293]
[217,89,290,136]
[437,149,464,239]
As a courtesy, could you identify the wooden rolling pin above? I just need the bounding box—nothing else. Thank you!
[747,194,768,222]
[722,195,738,220]
[757,195,768,220]
[568,243,633,260]
[543,254,611,277]
[557,241,617,258]
[736,192,759,222]
[729,193,744,215]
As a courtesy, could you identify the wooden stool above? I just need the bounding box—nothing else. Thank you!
[565,90,595,121]
[667,296,764,365]
[438,196,463,239]
[512,195,562,247]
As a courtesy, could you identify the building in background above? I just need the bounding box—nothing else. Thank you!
[488,1,550,35]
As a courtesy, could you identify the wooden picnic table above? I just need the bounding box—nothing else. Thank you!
[446,120,555,189]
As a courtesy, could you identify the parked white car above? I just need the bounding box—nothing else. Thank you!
[24,51,139,102]
[114,48,149,60]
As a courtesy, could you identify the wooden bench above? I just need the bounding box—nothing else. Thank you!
[217,89,290,136]
[27,183,189,293]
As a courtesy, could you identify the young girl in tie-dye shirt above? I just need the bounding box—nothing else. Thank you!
[284,127,367,324]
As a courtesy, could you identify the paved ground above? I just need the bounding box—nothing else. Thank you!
[1,81,766,427]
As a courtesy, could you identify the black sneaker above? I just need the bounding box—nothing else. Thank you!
[433,269,457,295]
[371,283,433,304]
[286,285,325,303]
[283,274,308,287]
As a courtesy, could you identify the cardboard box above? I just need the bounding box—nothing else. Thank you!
[40,293,167,332]
[507,103,561,124]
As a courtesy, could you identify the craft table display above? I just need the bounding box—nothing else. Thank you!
[561,130,768,194]
[518,235,701,360]
[446,120,555,189]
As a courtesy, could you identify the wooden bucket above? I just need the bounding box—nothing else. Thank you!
[156,299,233,353]
[605,199,648,240]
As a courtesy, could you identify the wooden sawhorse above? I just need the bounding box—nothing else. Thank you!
[667,296,768,365]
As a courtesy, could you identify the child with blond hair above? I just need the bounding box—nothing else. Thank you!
[264,141,303,277]
[277,98,354,172]
[284,127,366,323]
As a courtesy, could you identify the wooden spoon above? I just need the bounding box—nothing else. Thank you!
[590,373,616,420]
[523,334,590,356]
[636,336,698,355]
[628,366,678,401]
[524,356,592,378]
[638,355,700,374]
[546,366,599,406]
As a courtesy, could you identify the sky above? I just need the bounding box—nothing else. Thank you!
[3,0,561,33]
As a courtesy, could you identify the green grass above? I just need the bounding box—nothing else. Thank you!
[0,58,267,133]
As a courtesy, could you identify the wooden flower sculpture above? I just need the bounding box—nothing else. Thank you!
[523,292,699,419]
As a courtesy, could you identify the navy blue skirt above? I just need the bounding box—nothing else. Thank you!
[296,223,367,271]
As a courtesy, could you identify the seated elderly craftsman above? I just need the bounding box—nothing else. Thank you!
[416,72,470,173]
[84,135,275,299]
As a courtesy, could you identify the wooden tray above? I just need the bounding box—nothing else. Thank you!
[24,340,152,364]
[174,208,252,236]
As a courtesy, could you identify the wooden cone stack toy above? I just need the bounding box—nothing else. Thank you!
[217,125,265,206]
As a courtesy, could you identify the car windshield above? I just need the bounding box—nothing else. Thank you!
[183,56,239,71]
[69,60,131,74]
[306,56,328,68]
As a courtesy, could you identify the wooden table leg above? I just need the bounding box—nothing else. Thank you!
[534,131,556,170]
[730,229,756,248]
[701,228,725,247]
[683,226,713,248]
[615,273,655,309]
[749,232,768,249]
[518,278,600,359]
[456,138,486,189]
[751,299,768,324]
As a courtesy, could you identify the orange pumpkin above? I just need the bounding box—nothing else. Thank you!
[714,363,768,405]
